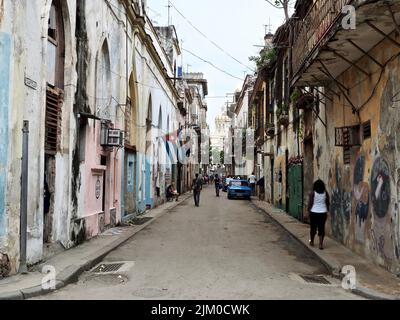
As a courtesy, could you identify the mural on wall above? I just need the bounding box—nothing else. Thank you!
[373,66,400,268]
[331,160,352,243]
[396,172,400,260]
[370,156,393,263]
[371,157,391,219]
[353,155,370,243]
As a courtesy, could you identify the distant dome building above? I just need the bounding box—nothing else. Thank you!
[211,107,232,152]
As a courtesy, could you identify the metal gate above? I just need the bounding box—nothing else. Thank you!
[288,164,303,220]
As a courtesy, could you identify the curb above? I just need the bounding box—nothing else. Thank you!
[252,200,399,301]
[0,193,191,300]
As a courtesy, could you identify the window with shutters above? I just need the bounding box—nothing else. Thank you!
[45,0,64,154]
[343,146,351,165]
[45,88,63,154]
[362,120,371,140]
[335,125,361,147]
[125,98,132,145]
[47,0,65,89]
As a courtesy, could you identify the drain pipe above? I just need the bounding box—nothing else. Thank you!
[19,121,29,274]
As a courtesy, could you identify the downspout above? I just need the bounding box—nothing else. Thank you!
[120,6,129,221]
[132,26,140,214]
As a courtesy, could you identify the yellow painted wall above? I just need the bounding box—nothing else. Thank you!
[313,35,400,273]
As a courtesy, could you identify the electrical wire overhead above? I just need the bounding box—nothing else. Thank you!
[168,1,255,73]
[183,48,244,81]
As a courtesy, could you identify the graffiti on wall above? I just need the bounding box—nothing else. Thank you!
[370,157,393,262]
[371,157,391,219]
[353,155,370,243]
[331,160,352,243]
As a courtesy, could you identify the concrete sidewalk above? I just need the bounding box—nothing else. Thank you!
[0,193,192,300]
[252,199,400,300]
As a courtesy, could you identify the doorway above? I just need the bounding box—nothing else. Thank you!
[303,137,314,220]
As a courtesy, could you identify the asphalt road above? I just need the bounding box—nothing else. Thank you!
[35,186,362,300]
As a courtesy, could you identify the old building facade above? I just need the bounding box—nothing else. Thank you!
[0,0,208,276]
[246,0,400,274]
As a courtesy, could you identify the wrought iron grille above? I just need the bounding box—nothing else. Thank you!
[292,0,351,79]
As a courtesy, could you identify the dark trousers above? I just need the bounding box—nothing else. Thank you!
[250,183,256,196]
[194,191,201,206]
[215,184,220,197]
[310,212,328,240]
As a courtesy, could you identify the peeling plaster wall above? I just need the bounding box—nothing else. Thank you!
[133,16,180,214]
[0,0,77,272]
[0,0,4,26]
[75,0,127,240]
[313,35,400,274]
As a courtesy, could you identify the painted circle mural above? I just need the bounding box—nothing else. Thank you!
[371,157,391,219]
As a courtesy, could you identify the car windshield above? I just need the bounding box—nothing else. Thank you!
[230,181,248,187]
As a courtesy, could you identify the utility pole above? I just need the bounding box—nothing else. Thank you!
[19,121,29,274]
[264,18,272,35]
[166,0,172,26]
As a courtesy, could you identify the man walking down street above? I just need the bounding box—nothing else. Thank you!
[214,174,221,197]
[248,172,257,196]
[193,174,203,207]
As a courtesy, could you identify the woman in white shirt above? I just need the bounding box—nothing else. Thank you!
[306,180,330,250]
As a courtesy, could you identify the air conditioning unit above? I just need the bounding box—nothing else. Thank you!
[101,126,123,147]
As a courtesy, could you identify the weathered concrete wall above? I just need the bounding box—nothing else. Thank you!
[133,15,181,213]
[313,34,400,274]
[0,0,77,272]
[0,30,11,273]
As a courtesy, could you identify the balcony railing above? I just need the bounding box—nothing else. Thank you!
[292,0,351,79]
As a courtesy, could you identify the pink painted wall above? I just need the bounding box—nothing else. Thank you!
[81,119,122,238]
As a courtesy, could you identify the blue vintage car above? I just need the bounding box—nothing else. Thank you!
[227,180,252,200]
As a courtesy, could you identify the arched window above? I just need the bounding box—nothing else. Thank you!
[47,0,65,89]
[45,0,65,154]
[96,41,112,119]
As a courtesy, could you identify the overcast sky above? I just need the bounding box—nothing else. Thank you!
[147,0,294,130]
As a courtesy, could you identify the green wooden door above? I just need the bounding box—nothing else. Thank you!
[288,165,303,220]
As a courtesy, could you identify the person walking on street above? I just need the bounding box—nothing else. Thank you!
[248,172,257,196]
[193,174,203,207]
[214,174,221,197]
[257,176,265,201]
[306,179,330,250]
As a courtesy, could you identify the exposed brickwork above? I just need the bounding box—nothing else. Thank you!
[0,252,10,278]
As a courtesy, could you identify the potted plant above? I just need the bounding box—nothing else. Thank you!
[277,103,289,126]
[296,92,314,110]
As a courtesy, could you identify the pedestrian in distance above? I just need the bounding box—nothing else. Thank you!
[192,174,203,207]
[248,172,257,196]
[214,174,221,197]
[257,176,265,201]
[306,179,330,250]
[166,182,179,202]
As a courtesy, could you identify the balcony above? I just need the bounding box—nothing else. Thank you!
[292,0,400,86]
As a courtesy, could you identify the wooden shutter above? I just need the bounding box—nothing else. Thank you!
[45,88,63,154]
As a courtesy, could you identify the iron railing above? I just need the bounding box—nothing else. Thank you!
[292,0,351,79]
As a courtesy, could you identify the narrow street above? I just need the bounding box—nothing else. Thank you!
[36,187,360,300]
